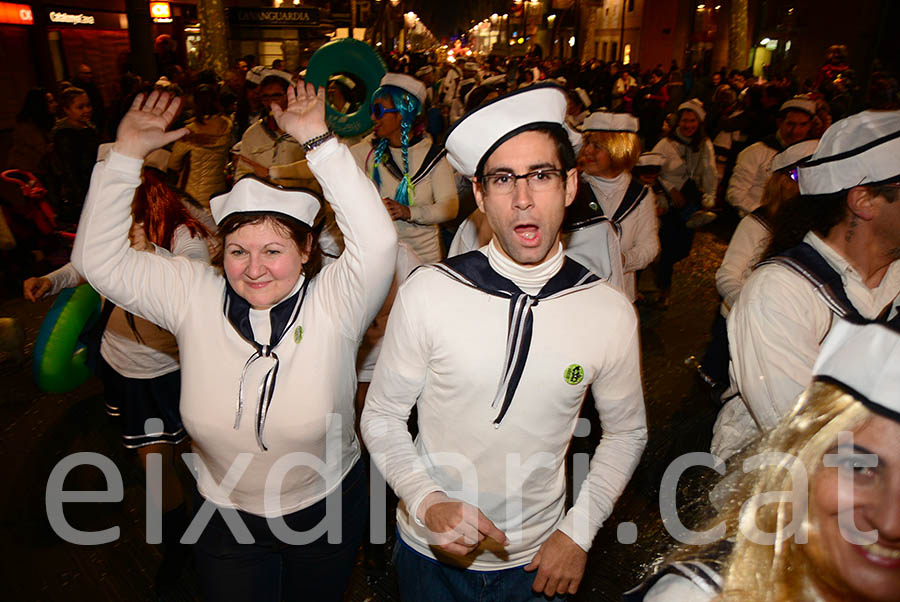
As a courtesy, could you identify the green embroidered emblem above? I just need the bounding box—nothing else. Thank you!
[293,325,304,344]
[564,364,584,385]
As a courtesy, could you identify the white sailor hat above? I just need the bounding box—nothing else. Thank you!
[209,176,321,227]
[635,151,665,169]
[779,95,816,117]
[812,319,900,423]
[582,111,639,133]
[445,82,572,177]
[245,65,268,86]
[259,69,294,86]
[574,87,591,109]
[677,98,706,122]
[798,110,900,195]
[379,73,427,106]
[415,65,434,78]
[770,139,819,173]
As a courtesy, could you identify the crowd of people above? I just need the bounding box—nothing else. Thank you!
[3,40,900,602]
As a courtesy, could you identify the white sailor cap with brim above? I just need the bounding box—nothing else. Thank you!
[259,69,294,86]
[245,65,268,86]
[770,139,819,173]
[379,73,427,107]
[633,151,666,172]
[779,96,816,117]
[798,109,900,195]
[678,98,706,122]
[209,175,321,227]
[812,319,900,423]
[582,111,639,133]
[445,82,576,178]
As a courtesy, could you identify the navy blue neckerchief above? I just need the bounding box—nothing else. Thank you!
[223,277,310,451]
[564,176,648,236]
[429,250,600,426]
[757,242,900,326]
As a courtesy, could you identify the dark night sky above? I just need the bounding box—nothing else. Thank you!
[410,0,507,40]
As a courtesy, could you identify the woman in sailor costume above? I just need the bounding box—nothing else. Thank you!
[351,73,458,262]
[651,99,719,305]
[626,319,900,602]
[71,85,397,600]
[576,111,659,301]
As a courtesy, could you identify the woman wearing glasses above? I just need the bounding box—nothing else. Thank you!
[351,73,458,262]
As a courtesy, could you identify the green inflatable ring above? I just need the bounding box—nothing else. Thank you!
[306,38,386,138]
[33,284,101,393]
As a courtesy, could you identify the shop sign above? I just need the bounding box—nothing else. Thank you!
[46,7,127,29]
[228,7,319,28]
[0,2,33,25]
[150,2,172,24]
[49,10,95,25]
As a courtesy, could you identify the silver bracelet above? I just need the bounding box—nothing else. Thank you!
[301,130,334,153]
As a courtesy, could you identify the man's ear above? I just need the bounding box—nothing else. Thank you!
[564,168,578,208]
[473,177,486,213]
[847,186,877,221]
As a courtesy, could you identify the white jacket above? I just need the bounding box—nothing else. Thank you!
[73,140,397,516]
[726,139,779,215]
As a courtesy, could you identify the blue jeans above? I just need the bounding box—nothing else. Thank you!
[393,538,567,602]
[192,460,366,602]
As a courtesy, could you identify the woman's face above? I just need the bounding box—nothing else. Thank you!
[63,93,92,126]
[677,111,700,138]
[807,415,900,602]
[223,220,309,310]
[371,95,402,142]
[578,134,614,177]
[45,92,58,116]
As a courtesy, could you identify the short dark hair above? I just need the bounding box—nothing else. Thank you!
[212,212,322,279]
[475,124,576,180]
[259,75,289,92]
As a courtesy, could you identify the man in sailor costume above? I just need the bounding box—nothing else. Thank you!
[574,111,659,301]
[712,109,900,461]
[361,83,648,601]
[726,96,815,215]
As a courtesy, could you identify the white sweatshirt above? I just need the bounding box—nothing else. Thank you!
[714,214,770,317]
[583,172,660,301]
[650,136,718,209]
[72,139,397,516]
[361,242,647,570]
[726,140,778,215]
[712,232,900,460]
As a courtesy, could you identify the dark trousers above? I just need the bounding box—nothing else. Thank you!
[393,538,567,602]
[655,209,696,291]
[700,311,731,387]
[193,460,366,602]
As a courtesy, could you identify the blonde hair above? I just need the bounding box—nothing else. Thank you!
[759,172,799,220]
[666,383,872,602]
[581,131,641,174]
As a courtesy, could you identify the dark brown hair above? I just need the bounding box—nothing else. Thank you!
[212,212,322,279]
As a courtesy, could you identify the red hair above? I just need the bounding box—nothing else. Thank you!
[132,168,210,250]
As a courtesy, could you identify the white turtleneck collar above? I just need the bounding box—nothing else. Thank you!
[585,171,630,216]
[485,239,565,295]
[248,274,306,344]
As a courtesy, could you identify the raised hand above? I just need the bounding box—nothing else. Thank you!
[114,91,189,160]
[271,81,328,145]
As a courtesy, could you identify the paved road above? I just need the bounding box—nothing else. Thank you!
[0,226,730,601]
